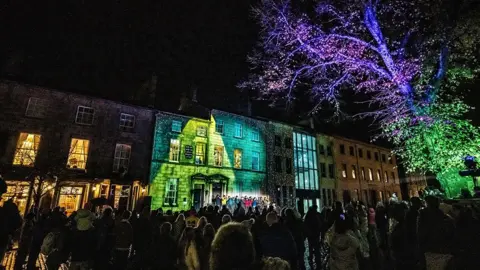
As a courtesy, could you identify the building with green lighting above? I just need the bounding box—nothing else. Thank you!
[149,108,267,210]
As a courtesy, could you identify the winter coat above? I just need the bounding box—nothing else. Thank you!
[304,209,322,238]
[152,234,177,270]
[259,223,298,268]
[114,219,133,250]
[418,207,455,254]
[67,228,96,262]
[185,241,201,270]
[329,230,360,270]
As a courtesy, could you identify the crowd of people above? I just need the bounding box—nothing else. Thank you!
[1,192,480,270]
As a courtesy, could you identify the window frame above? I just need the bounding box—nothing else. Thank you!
[328,164,335,178]
[274,135,282,147]
[164,178,178,206]
[196,126,207,137]
[169,139,181,162]
[274,155,282,173]
[234,148,243,169]
[251,151,260,171]
[171,120,182,133]
[374,152,379,161]
[75,105,95,125]
[234,122,243,138]
[113,143,132,172]
[195,142,206,165]
[13,133,41,167]
[339,144,345,154]
[251,128,260,141]
[367,150,372,160]
[119,113,136,132]
[25,97,48,118]
[285,157,292,174]
[351,165,357,179]
[214,145,224,167]
[320,163,327,178]
[66,138,90,170]
[341,164,347,178]
[349,146,355,156]
[326,146,333,156]
[215,120,224,134]
[284,137,292,149]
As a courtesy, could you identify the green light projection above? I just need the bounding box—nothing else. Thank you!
[149,111,267,210]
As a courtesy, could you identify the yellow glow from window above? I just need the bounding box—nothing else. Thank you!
[13,133,41,166]
[67,138,89,169]
[234,149,242,169]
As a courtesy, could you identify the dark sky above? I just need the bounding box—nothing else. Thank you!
[0,1,478,143]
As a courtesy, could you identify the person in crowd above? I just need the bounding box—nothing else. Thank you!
[210,222,256,270]
[132,207,153,269]
[452,205,480,269]
[174,213,187,242]
[260,257,291,270]
[221,214,232,226]
[113,210,133,270]
[259,212,297,269]
[201,223,215,270]
[418,195,455,269]
[67,208,96,270]
[284,208,305,270]
[44,214,69,270]
[179,226,200,270]
[367,207,380,270]
[93,207,115,269]
[405,197,421,266]
[153,222,177,270]
[304,205,322,266]
[14,212,34,270]
[27,208,51,270]
[329,214,360,270]
[390,202,413,269]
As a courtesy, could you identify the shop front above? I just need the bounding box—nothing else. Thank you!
[0,180,31,215]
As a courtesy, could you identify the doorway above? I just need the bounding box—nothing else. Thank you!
[211,182,223,200]
[193,184,204,210]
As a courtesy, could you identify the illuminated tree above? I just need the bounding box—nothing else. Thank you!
[242,0,480,196]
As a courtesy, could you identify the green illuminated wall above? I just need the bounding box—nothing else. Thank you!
[149,110,267,210]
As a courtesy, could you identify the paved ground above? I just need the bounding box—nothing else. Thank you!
[1,250,68,270]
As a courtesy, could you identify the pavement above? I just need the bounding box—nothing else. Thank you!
[1,249,67,270]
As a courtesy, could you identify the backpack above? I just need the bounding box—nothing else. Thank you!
[41,232,59,255]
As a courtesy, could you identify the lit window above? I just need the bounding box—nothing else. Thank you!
[384,171,389,182]
[164,178,178,206]
[196,126,207,137]
[113,144,131,172]
[252,151,260,171]
[215,120,224,134]
[252,129,260,141]
[391,172,396,182]
[13,133,41,166]
[119,113,135,131]
[234,149,243,169]
[169,139,180,162]
[352,165,357,179]
[368,168,373,181]
[234,123,243,138]
[25,97,47,118]
[171,120,182,133]
[75,106,94,125]
[214,145,224,166]
[67,138,90,169]
[341,164,347,178]
[195,143,205,165]
[377,170,381,181]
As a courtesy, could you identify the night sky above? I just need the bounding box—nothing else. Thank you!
[1,1,478,143]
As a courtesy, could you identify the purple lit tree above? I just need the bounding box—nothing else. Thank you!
[242,0,480,196]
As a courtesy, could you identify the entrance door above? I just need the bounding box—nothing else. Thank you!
[211,182,223,200]
[193,184,204,210]
[58,186,84,216]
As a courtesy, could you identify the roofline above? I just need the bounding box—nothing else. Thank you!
[330,134,393,152]
[155,111,210,122]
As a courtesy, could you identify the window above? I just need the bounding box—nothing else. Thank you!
[119,113,135,131]
[164,178,178,206]
[234,123,243,138]
[169,139,180,162]
[13,133,41,166]
[382,154,387,163]
[195,143,206,165]
[349,146,355,156]
[368,168,373,181]
[367,151,371,160]
[215,120,224,134]
[319,144,325,155]
[358,148,363,158]
[196,126,207,137]
[171,120,182,132]
[25,97,47,118]
[391,172,396,182]
[113,144,131,172]
[374,152,379,161]
[389,157,393,164]
[377,170,381,181]
[234,149,242,169]
[352,165,357,179]
[326,146,332,156]
[252,151,260,171]
[214,146,224,166]
[293,133,318,190]
[342,164,347,178]
[340,144,345,154]
[328,164,335,178]
[251,129,260,141]
[67,138,90,169]
[384,171,389,182]
[284,137,292,148]
[320,163,326,177]
[361,167,365,180]
[285,157,292,174]
[274,156,282,172]
[274,135,281,147]
[75,106,94,125]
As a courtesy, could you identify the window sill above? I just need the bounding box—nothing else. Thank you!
[169,160,180,163]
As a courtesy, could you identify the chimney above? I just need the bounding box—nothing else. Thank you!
[191,86,197,103]
[178,92,189,111]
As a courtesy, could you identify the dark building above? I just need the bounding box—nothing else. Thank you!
[0,81,155,215]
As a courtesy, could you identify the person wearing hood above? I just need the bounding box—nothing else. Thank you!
[329,214,360,270]
[113,210,133,270]
[67,208,96,270]
[259,212,297,269]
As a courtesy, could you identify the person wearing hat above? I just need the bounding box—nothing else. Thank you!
[67,209,96,270]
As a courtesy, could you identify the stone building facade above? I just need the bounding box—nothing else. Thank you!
[317,134,336,207]
[149,109,267,211]
[333,136,401,206]
[265,121,295,207]
[0,80,155,215]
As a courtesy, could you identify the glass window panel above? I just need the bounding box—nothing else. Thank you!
[13,133,41,167]
[67,138,90,169]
